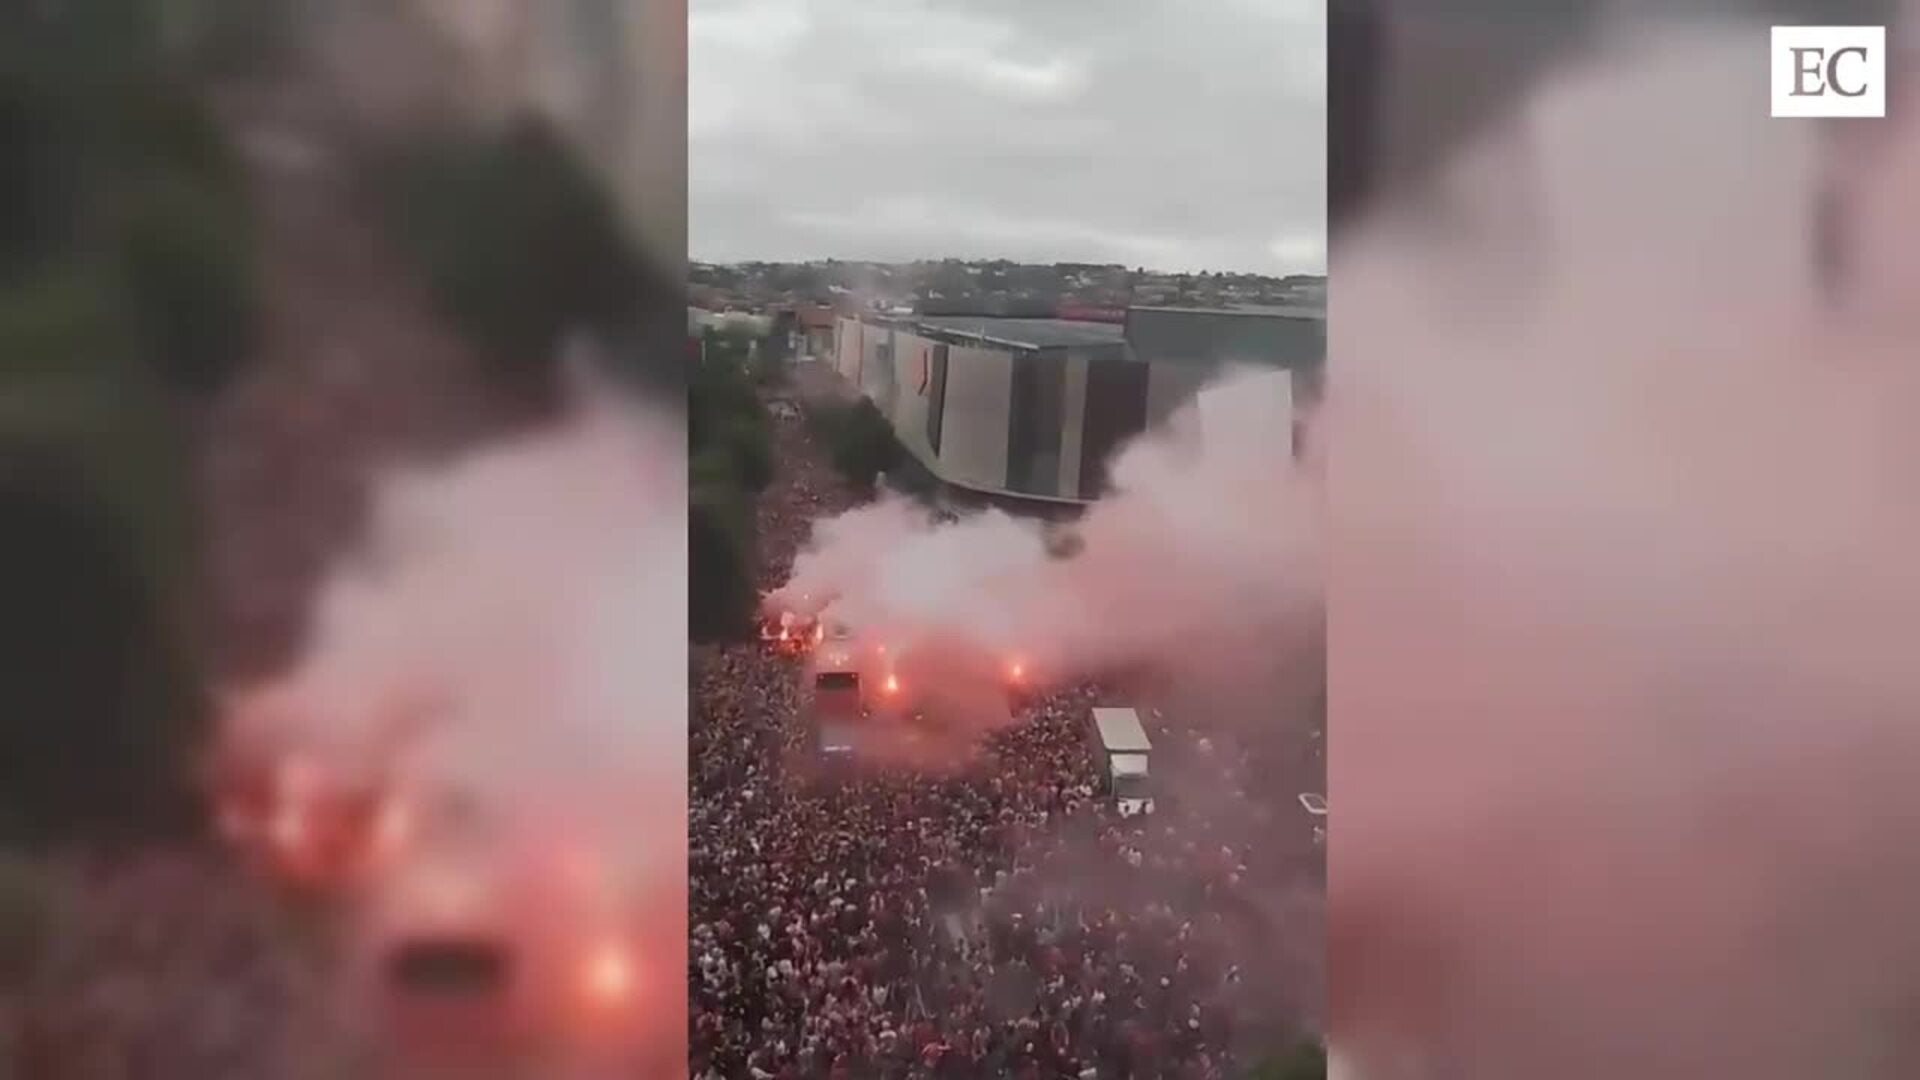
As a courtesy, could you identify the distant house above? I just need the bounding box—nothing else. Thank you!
[690,307,772,339]
[791,306,838,360]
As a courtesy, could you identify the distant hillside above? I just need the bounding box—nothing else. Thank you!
[690,258,1323,314]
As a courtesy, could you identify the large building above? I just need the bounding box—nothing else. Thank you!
[829,305,1323,504]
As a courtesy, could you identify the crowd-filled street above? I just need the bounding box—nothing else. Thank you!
[690,387,1324,1079]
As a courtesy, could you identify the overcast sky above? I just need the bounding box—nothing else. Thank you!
[690,0,1325,275]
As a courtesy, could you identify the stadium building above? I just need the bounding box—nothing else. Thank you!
[829,305,1323,504]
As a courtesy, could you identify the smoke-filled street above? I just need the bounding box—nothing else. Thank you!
[2,3,685,1075]
[690,379,1325,1078]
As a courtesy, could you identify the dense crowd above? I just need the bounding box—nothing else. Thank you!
[5,853,366,1079]
[689,390,1324,1079]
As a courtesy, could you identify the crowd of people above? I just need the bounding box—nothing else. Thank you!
[690,390,1325,1079]
[4,853,367,1079]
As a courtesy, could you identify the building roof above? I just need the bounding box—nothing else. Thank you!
[907,315,1127,350]
[1091,707,1152,753]
[1134,302,1325,320]
[794,306,838,330]
[818,722,860,752]
[1126,304,1326,371]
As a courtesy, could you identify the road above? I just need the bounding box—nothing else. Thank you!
[690,370,1325,1076]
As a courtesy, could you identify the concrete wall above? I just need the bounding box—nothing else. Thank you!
[857,325,897,415]
[854,324,1050,501]
[1059,352,1091,499]
[834,319,1240,504]
[1145,361,1216,430]
[833,317,864,382]
[1124,307,1325,433]
[935,345,1013,493]
[1125,308,1325,374]
[886,331,939,467]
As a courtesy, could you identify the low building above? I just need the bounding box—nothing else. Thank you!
[789,306,838,361]
[1123,303,1326,406]
[829,303,1323,505]
[691,308,772,337]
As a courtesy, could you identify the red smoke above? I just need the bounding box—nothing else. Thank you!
[1332,24,1920,1080]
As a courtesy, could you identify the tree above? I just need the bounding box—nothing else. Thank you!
[374,117,662,401]
[167,0,299,77]
[688,480,757,643]
[1248,1040,1327,1080]
[0,0,163,91]
[0,0,230,855]
[115,167,258,394]
[0,854,55,988]
[0,72,87,284]
[716,413,774,492]
[690,339,771,492]
[0,30,260,398]
[0,264,209,861]
[688,325,774,641]
[810,398,899,493]
[700,322,760,371]
[751,322,790,387]
[0,463,206,850]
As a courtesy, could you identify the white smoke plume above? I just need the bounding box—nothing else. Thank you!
[776,363,1321,721]
[1333,21,1920,1080]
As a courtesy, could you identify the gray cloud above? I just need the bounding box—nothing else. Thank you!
[691,0,1325,273]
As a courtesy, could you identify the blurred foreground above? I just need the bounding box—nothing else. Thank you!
[2,1,682,1075]
[1334,11,1920,1080]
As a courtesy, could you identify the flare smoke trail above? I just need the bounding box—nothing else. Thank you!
[775,364,1321,723]
[1333,22,1920,1080]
